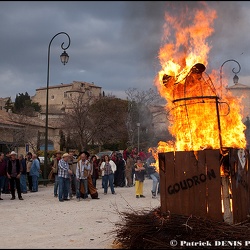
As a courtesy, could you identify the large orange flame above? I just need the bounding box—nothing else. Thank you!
[152,2,246,162]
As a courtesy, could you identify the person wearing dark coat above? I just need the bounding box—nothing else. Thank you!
[7,151,23,200]
[114,153,126,187]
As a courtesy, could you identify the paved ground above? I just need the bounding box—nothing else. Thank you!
[1,178,160,249]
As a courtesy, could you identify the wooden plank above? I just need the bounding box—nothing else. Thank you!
[247,150,250,216]
[184,151,199,216]
[246,152,250,215]
[206,149,223,221]
[221,176,233,224]
[196,150,208,218]
[239,155,248,222]
[230,148,239,223]
[174,151,192,215]
[159,153,167,214]
[163,151,176,214]
[231,148,249,223]
[220,148,233,223]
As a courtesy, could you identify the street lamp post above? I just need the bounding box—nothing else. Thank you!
[137,123,140,153]
[217,59,241,150]
[219,59,241,97]
[44,32,71,179]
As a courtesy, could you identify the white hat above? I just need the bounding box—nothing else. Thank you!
[62,153,69,158]
[10,151,17,156]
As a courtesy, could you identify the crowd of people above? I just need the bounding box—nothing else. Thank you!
[0,147,160,201]
[0,151,41,200]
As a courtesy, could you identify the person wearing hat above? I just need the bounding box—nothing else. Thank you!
[76,151,91,201]
[57,153,72,202]
[6,151,23,200]
[50,151,62,197]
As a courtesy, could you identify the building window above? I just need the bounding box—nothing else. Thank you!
[64,92,67,98]
[81,83,84,87]
[51,95,54,100]
[88,90,92,97]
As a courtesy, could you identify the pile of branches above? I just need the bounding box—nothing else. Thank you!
[112,206,250,249]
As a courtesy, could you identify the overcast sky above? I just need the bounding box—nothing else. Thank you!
[1,1,250,101]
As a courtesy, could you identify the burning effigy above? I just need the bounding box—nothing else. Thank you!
[113,2,250,249]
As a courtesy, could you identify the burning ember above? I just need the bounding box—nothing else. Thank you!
[153,2,246,154]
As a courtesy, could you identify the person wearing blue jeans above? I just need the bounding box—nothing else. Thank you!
[58,175,70,201]
[102,173,115,194]
[100,154,117,195]
[58,153,72,202]
[19,154,27,194]
[150,171,160,198]
[29,154,40,192]
[147,163,160,198]
[146,155,160,198]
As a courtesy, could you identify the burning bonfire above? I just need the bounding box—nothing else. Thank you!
[151,2,246,159]
[113,2,250,249]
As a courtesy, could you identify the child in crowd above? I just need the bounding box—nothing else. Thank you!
[133,158,146,198]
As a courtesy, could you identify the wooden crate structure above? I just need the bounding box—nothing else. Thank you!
[158,148,250,223]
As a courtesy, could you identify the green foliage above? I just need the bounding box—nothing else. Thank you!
[30,102,41,112]
[13,92,41,114]
[4,97,13,112]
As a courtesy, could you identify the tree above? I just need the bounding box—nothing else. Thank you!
[4,97,14,112]
[89,95,128,150]
[125,87,164,149]
[62,94,129,152]
[63,94,95,151]
[13,92,41,115]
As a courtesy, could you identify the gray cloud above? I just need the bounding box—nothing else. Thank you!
[0,1,249,101]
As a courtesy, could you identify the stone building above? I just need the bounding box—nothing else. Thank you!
[0,109,61,155]
[0,81,102,154]
[32,80,102,119]
[0,109,24,153]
